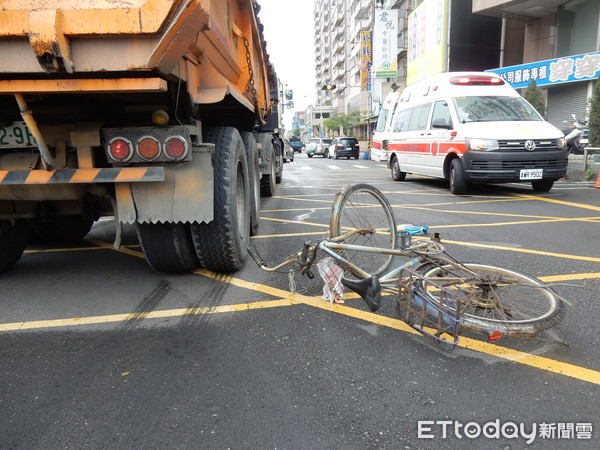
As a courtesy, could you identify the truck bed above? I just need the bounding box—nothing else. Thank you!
[0,0,271,114]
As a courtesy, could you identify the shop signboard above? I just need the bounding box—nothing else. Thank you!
[373,9,398,78]
[487,52,600,88]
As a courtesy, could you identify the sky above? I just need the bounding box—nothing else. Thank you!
[256,0,315,130]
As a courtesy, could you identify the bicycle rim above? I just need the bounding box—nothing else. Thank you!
[329,184,398,277]
[419,263,563,333]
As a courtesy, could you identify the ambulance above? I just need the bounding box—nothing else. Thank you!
[371,72,569,194]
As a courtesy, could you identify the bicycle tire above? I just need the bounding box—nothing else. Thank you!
[329,184,398,277]
[417,263,564,336]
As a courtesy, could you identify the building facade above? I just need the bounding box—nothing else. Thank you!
[308,0,599,137]
[312,0,376,138]
[473,0,600,129]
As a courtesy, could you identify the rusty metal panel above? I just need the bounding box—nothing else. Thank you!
[0,0,177,36]
[0,0,273,117]
[123,148,214,224]
[0,78,167,94]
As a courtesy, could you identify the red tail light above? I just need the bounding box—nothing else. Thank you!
[336,144,344,148]
[487,331,503,341]
[108,138,132,162]
[138,137,160,160]
[450,76,504,86]
[164,136,188,160]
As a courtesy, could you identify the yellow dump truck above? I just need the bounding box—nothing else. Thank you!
[0,0,286,273]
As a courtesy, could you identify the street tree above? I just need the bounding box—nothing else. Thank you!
[523,79,546,117]
[587,76,600,146]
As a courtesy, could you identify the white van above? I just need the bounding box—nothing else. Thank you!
[371,72,569,194]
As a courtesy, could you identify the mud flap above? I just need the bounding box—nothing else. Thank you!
[116,145,214,224]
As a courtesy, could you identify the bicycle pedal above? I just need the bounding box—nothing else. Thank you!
[430,232,442,242]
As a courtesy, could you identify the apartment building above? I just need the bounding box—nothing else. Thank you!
[474,0,600,128]
[312,0,376,138]
[311,0,421,138]
[311,0,599,137]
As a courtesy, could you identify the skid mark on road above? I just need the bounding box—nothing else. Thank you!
[3,268,600,386]
[10,190,600,386]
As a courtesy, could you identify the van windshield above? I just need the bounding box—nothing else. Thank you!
[453,96,542,123]
[375,109,389,132]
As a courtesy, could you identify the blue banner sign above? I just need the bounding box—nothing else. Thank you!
[487,52,600,89]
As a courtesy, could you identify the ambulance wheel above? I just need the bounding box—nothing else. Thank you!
[449,158,468,195]
[391,157,406,181]
[531,179,554,192]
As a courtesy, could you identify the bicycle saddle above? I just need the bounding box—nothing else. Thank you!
[341,276,382,312]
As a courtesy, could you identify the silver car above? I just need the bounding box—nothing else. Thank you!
[306,137,332,158]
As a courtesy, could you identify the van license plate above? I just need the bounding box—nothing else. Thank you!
[519,169,543,180]
[0,121,36,148]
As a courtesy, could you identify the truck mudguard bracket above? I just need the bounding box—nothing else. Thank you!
[0,167,165,185]
[117,147,214,225]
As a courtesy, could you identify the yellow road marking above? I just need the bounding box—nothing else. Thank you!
[4,278,599,385]
[11,191,599,386]
[509,192,600,212]
[0,299,297,332]
[440,238,600,263]
[251,231,327,239]
[260,216,330,229]
[24,246,106,253]
[540,272,600,282]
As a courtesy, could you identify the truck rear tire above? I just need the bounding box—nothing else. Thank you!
[0,219,31,273]
[32,215,94,243]
[191,126,250,272]
[136,222,200,273]
[241,131,260,236]
[257,133,276,197]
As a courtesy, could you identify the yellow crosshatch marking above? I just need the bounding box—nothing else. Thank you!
[4,188,600,386]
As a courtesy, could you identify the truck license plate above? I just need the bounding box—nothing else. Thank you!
[519,168,543,180]
[0,121,36,148]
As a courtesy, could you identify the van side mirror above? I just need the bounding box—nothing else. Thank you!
[432,118,452,130]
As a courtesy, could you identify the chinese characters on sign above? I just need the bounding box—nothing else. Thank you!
[487,52,600,89]
[406,0,448,84]
[373,9,398,78]
[360,31,372,89]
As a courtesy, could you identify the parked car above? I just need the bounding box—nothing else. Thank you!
[327,136,360,159]
[282,139,295,163]
[306,137,332,158]
[289,136,304,153]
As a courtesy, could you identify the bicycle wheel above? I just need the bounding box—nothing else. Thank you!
[329,184,398,277]
[418,263,564,337]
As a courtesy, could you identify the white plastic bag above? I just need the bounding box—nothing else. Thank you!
[316,257,344,304]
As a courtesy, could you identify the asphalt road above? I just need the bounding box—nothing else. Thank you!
[1,152,599,449]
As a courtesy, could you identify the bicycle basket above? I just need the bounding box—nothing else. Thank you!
[396,269,462,346]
